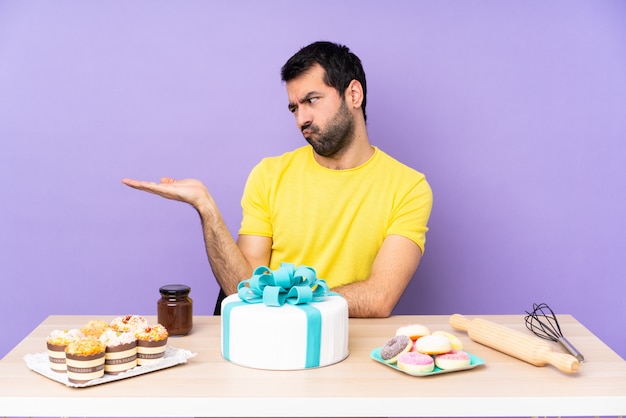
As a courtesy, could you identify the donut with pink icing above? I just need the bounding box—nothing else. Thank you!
[435,349,471,370]
[397,352,435,374]
[380,335,412,364]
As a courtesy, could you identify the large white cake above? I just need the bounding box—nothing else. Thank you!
[221,292,349,370]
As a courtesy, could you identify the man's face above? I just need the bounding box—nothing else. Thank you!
[286,64,355,158]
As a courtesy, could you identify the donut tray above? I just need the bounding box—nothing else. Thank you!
[24,345,196,388]
[370,347,485,377]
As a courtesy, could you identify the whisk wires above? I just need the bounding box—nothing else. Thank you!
[524,302,585,362]
[524,302,564,342]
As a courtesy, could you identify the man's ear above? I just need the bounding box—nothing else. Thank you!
[346,79,364,109]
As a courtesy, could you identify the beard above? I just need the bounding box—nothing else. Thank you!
[302,100,355,158]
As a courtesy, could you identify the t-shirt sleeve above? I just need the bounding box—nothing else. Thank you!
[386,175,433,254]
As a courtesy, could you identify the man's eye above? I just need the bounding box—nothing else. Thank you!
[307,97,318,104]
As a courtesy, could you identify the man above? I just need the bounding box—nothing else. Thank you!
[122,41,432,318]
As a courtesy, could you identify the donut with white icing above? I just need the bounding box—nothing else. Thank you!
[432,330,463,350]
[413,335,452,355]
[396,323,430,341]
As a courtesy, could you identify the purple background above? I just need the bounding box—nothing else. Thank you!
[1,1,625,361]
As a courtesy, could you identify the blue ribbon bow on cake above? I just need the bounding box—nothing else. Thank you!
[237,262,331,307]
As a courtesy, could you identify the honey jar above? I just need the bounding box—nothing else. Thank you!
[157,284,193,336]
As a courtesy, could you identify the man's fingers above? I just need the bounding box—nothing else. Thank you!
[121,178,160,192]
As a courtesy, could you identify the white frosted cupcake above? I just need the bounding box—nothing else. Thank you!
[135,324,169,365]
[46,329,84,373]
[99,329,138,374]
[110,315,148,333]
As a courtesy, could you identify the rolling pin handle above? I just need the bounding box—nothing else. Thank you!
[449,314,471,331]
[543,349,580,373]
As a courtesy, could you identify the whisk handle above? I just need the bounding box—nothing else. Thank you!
[559,337,585,363]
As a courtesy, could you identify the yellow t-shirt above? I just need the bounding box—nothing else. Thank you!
[239,145,433,288]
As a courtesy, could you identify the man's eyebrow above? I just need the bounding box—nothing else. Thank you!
[287,91,320,111]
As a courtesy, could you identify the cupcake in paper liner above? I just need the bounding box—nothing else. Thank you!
[65,338,106,384]
[135,324,169,365]
[46,329,84,373]
[81,320,112,338]
[110,315,149,333]
[99,329,138,374]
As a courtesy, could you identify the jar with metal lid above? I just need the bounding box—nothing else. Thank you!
[157,284,193,336]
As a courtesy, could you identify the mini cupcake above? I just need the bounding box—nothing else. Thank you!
[110,315,148,333]
[46,329,84,373]
[81,320,112,338]
[135,324,168,365]
[99,329,138,374]
[65,338,106,384]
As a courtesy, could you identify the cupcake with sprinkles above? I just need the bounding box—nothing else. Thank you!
[81,320,112,339]
[99,329,138,374]
[110,315,149,333]
[46,329,84,373]
[135,324,169,365]
[65,338,106,384]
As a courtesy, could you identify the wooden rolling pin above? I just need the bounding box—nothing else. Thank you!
[449,314,580,373]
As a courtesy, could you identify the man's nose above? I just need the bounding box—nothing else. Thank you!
[296,108,312,131]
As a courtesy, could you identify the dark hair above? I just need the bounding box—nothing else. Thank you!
[281,41,368,122]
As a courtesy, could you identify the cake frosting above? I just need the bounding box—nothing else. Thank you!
[134,324,168,341]
[82,320,112,338]
[47,329,84,346]
[100,329,137,346]
[221,263,349,370]
[110,315,149,333]
[65,338,106,357]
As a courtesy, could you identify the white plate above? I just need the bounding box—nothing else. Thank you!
[24,345,196,388]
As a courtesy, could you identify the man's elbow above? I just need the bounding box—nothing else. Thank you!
[371,304,394,318]
[349,300,395,318]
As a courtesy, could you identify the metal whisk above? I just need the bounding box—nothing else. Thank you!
[524,302,585,363]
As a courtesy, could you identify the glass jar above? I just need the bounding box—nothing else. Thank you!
[157,284,193,336]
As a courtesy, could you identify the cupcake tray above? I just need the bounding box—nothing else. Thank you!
[370,347,485,377]
[24,345,197,388]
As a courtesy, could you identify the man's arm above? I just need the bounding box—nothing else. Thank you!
[195,203,272,295]
[121,177,271,294]
[332,234,422,318]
